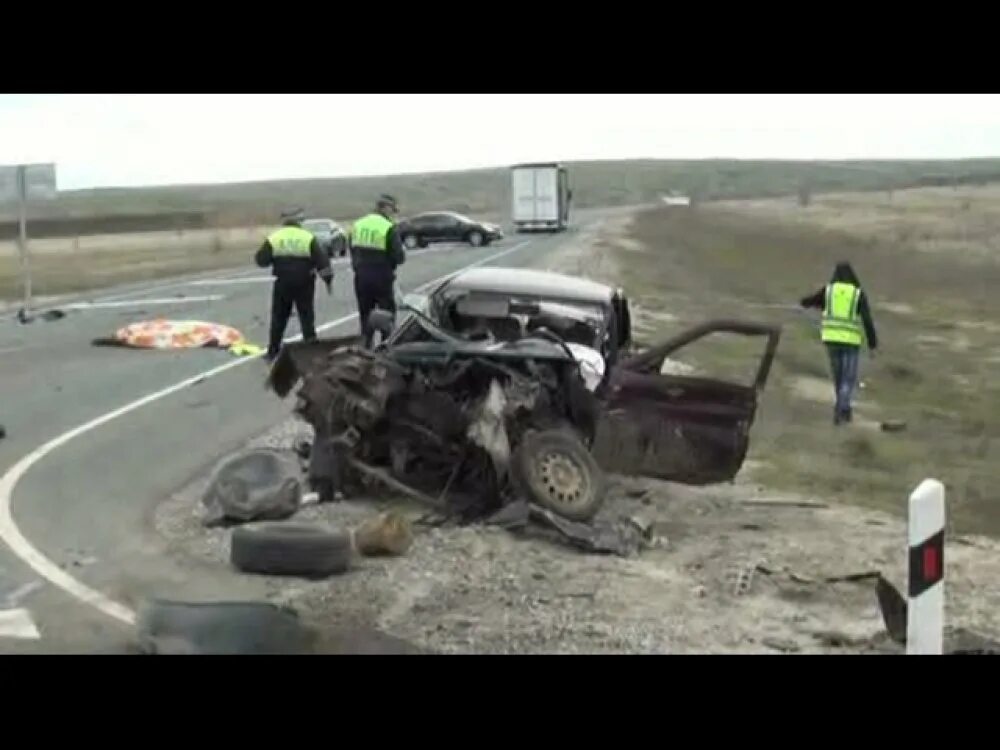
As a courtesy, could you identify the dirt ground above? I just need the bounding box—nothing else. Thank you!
[154,201,1000,653]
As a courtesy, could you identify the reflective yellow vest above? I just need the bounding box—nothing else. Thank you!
[821,282,863,346]
[351,213,393,252]
[268,226,313,257]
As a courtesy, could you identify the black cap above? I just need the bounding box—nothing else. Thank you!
[281,207,305,222]
[377,194,398,211]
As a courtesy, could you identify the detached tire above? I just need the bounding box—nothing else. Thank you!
[512,429,607,522]
[231,523,352,578]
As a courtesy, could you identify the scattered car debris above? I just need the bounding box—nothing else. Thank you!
[229,341,265,357]
[201,449,302,527]
[267,268,781,556]
[873,575,1000,653]
[527,505,650,557]
[741,500,829,509]
[16,307,66,324]
[824,570,881,584]
[230,522,352,578]
[875,574,908,645]
[733,559,768,596]
[136,599,318,654]
[762,637,801,653]
[811,630,869,648]
[880,419,907,433]
[353,512,414,557]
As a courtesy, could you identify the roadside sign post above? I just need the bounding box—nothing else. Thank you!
[1,163,57,313]
[16,166,32,310]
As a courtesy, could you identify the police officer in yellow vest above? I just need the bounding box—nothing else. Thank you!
[349,194,406,347]
[255,208,333,361]
[800,261,879,425]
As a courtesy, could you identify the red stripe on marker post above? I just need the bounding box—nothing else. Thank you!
[924,546,939,582]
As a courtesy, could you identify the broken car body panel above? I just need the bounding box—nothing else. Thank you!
[591,321,781,484]
[267,268,781,514]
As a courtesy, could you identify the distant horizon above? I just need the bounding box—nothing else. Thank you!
[58,154,1000,194]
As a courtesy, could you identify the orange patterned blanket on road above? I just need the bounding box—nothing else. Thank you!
[102,319,246,350]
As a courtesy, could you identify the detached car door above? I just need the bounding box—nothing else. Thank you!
[590,320,781,484]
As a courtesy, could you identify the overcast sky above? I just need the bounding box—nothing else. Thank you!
[3,94,1000,190]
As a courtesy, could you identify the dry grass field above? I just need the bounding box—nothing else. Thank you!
[0,226,274,300]
[603,186,1000,536]
[7,158,1000,302]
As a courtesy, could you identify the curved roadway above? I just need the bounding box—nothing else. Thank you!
[0,210,616,652]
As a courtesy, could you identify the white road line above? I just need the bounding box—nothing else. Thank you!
[184,243,493,288]
[2,580,43,608]
[0,608,41,639]
[0,241,531,630]
[64,295,226,310]
[189,277,272,287]
[93,268,263,304]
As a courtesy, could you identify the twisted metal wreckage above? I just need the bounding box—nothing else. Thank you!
[266,272,781,554]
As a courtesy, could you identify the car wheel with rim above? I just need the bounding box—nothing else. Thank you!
[467,230,484,247]
[511,429,607,522]
[403,234,420,250]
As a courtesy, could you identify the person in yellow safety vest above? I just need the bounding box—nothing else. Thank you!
[255,208,333,362]
[349,194,406,348]
[799,261,879,425]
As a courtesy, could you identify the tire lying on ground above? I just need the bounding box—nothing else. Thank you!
[511,429,608,522]
[231,522,352,578]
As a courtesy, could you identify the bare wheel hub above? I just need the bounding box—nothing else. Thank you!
[537,450,589,507]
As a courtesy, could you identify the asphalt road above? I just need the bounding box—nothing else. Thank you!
[0,212,613,652]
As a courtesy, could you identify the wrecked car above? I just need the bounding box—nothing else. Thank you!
[268,267,781,524]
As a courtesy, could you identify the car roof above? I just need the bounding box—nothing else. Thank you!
[410,211,467,219]
[437,267,614,304]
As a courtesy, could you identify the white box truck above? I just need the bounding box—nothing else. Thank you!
[511,162,571,232]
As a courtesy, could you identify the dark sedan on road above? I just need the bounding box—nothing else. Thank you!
[303,218,347,258]
[396,212,504,250]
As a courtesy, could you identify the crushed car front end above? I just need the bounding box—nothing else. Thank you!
[268,267,781,527]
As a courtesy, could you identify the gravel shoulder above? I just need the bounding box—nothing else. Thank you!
[153,212,1000,653]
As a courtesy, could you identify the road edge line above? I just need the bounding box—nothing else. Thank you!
[0,240,530,629]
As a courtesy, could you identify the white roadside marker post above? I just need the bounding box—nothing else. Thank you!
[907,478,946,655]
